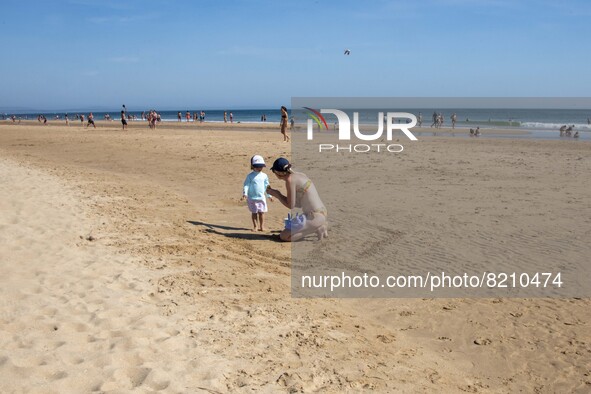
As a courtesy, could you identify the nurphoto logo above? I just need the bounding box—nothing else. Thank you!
[305,107,418,153]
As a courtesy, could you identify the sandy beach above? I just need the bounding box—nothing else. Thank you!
[1,121,590,392]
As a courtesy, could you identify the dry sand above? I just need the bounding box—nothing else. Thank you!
[0,120,590,392]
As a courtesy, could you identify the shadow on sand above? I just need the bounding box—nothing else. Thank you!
[187,220,283,242]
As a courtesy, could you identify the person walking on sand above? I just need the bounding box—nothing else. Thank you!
[267,158,328,241]
[224,111,227,123]
[230,112,233,123]
[280,106,290,142]
[121,110,128,130]
[241,155,273,232]
[86,112,96,128]
[451,113,457,129]
[65,113,69,126]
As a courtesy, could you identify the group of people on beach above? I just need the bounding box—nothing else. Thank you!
[429,112,457,129]
[223,111,234,123]
[174,111,209,122]
[242,155,327,242]
[559,125,579,138]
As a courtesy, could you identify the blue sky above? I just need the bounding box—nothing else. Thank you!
[1,0,590,111]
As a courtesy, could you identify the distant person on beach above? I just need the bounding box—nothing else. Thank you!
[80,114,84,124]
[86,113,96,128]
[230,112,233,123]
[573,131,579,138]
[451,113,457,129]
[65,114,69,126]
[431,112,437,128]
[241,155,272,232]
[185,111,191,122]
[290,116,295,130]
[280,106,290,142]
[177,112,182,122]
[417,112,423,127]
[224,111,227,123]
[121,110,128,130]
[266,158,328,242]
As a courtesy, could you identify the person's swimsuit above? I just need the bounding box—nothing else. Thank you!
[296,179,327,218]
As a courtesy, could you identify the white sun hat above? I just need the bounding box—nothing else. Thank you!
[251,155,266,167]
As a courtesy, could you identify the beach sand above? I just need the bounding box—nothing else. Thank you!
[1,121,590,392]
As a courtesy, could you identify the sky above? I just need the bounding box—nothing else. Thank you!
[1,0,590,111]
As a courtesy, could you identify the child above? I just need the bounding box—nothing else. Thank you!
[242,155,272,231]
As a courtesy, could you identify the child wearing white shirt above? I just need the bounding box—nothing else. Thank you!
[241,155,272,231]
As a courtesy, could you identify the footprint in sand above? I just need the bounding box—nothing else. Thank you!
[474,338,492,346]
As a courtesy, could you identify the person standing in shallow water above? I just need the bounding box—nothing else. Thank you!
[280,106,290,142]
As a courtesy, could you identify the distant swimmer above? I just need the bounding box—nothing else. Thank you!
[344,49,351,55]
[559,125,567,136]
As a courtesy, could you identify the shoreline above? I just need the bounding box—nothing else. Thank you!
[4,119,590,141]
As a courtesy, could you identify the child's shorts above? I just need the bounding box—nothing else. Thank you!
[247,198,267,213]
